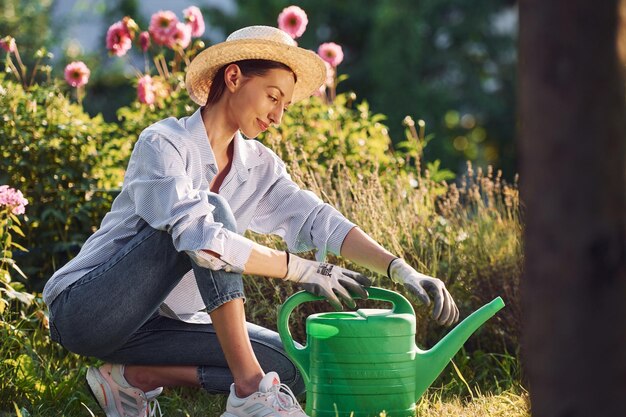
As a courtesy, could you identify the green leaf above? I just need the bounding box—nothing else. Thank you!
[427,160,456,182]
[13,402,23,417]
[451,359,474,398]
[0,269,10,283]
[6,287,34,305]
[10,262,27,279]
[9,213,21,225]
[9,242,28,252]
[336,74,349,83]
[10,224,25,237]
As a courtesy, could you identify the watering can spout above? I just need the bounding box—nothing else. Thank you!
[414,297,505,399]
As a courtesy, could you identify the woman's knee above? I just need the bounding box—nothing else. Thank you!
[206,194,237,232]
[50,317,118,359]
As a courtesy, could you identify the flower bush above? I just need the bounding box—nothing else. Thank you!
[0,185,33,314]
[103,9,206,110]
[0,74,126,286]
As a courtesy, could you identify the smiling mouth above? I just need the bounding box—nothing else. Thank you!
[257,119,269,131]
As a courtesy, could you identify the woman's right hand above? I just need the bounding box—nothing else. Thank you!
[283,253,371,310]
[388,258,459,326]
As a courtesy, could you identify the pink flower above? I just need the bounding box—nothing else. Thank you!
[0,36,16,53]
[137,75,156,105]
[64,61,90,88]
[277,5,308,39]
[106,21,132,57]
[317,42,344,67]
[139,31,151,52]
[149,10,179,46]
[183,6,205,38]
[0,185,28,215]
[169,22,192,49]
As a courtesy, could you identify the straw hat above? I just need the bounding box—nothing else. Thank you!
[185,25,326,106]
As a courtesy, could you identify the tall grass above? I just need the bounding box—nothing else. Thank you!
[0,299,91,416]
[254,131,522,354]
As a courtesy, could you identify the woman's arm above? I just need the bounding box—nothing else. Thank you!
[339,226,397,276]
[218,243,371,310]
[202,244,288,278]
[205,240,370,310]
[243,243,288,278]
[339,226,459,325]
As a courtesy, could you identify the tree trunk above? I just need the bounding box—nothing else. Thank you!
[519,0,626,415]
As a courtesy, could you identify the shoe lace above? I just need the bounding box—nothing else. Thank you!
[147,398,162,417]
[269,383,304,413]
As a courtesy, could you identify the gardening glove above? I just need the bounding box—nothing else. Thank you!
[283,252,371,310]
[388,258,459,326]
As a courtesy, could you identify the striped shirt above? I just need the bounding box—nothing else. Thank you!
[43,107,356,322]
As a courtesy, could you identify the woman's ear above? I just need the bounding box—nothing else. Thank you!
[224,64,243,93]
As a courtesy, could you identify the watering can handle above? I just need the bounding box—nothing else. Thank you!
[277,287,415,384]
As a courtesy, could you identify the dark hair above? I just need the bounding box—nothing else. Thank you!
[205,59,297,106]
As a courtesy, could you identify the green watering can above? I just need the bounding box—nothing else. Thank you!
[278,287,505,417]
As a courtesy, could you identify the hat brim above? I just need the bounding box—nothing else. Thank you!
[185,39,326,106]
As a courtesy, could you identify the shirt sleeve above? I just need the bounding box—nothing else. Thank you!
[125,134,253,270]
[249,157,356,262]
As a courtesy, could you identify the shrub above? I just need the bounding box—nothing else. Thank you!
[0,76,127,288]
[265,92,397,172]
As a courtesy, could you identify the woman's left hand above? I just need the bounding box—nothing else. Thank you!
[388,258,459,326]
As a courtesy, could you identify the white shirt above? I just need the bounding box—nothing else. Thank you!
[43,108,356,322]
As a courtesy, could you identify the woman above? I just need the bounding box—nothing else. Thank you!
[43,26,459,417]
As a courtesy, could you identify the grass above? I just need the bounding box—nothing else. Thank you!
[1,297,527,416]
[9,388,529,417]
[414,390,529,417]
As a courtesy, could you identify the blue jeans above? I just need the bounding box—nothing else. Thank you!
[47,194,304,395]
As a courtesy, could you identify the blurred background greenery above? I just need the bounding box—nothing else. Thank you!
[1,0,518,175]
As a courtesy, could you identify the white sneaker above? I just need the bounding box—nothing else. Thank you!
[221,371,307,417]
[86,363,163,417]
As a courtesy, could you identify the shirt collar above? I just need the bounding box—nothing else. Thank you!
[184,108,265,180]
[185,108,216,169]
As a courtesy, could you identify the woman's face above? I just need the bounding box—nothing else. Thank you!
[228,67,295,138]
